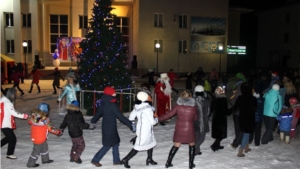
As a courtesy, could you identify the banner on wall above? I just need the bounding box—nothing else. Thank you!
[190,16,226,53]
[57,37,84,62]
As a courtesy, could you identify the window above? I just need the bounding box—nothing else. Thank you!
[79,15,88,29]
[6,40,14,54]
[23,40,32,53]
[154,39,163,53]
[154,13,163,27]
[22,13,31,27]
[5,13,14,27]
[116,17,130,55]
[179,40,187,53]
[179,15,187,28]
[50,15,68,52]
[284,33,289,43]
[286,13,290,23]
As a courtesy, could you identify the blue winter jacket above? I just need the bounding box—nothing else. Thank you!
[263,89,283,117]
[277,112,293,132]
[255,98,264,122]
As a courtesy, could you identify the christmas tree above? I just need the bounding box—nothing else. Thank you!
[77,0,132,115]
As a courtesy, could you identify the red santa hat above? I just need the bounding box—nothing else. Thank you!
[272,71,278,76]
[104,86,116,96]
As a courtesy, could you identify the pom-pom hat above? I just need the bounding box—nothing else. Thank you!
[137,91,148,102]
[104,86,116,96]
[272,84,280,91]
[289,97,298,105]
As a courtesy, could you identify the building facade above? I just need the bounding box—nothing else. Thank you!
[1,0,229,73]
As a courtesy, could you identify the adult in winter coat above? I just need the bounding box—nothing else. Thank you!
[284,81,297,107]
[48,68,65,94]
[158,90,197,169]
[232,82,257,157]
[60,101,90,164]
[90,87,133,167]
[209,68,219,81]
[194,67,205,86]
[194,85,210,155]
[249,92,264,146]
[10,69,24,96]
[211,87,230,152]
[180,72,195,92]
[261,84,282,144]
[27,67,45,93]
[141,69,158,87]
[57,73,80,105]
[0,88,29,159]
[121,91,158,168]
[263,72,280,94]
[168,69,179,94]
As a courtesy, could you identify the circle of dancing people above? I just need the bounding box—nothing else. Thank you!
[1,68,300,168]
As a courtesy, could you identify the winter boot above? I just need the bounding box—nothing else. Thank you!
[146,148,157,165]
[165,146,179,168]
[244,144,251,153]
[189,146,196,169]
[285,136,290,144]
[37,86,41,93]
[290,129,295,139]
[28,86,33,93]
[280,132,284,141]
[237,148,245,157]
[121,149,138,168]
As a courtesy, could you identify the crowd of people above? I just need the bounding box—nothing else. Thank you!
[1,67,300,169]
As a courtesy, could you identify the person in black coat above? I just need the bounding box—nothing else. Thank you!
[16,63,24,83]
[59,101,90,164]
[194,67,205,86]
[48,68,64,94]
[232,82,257,157]
[180,72,195,93]
[211,87,230,152]
[141,69,159,87]
[90,87,133,167]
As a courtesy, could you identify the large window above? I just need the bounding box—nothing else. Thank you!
[22,13,31,27]
[154,13,163,27]
[179,15,187,28]
[50,15,68,52]
[79,15,88,29]
[154,39,163,53]
[179,40,187,53]
[116,17,129,55]
[5,13,14,27]
[23,40,32,53]
[6,40,14,54]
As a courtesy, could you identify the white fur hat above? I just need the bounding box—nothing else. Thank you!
[160,73,168,79]
[272,84,280,91]
[253,92,260,99]
[137,91,148,102]
[195,85,204,92]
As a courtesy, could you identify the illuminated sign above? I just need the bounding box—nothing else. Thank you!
[227,45,246,55]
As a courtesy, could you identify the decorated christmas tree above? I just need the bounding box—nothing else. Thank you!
[77,0,132,115]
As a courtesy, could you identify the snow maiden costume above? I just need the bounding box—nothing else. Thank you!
[57,73,81,105]
[121,91,158,168]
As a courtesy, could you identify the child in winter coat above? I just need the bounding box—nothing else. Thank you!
[27,103,62,168]
[277,107,293,144]
[289,97,300,138]
[59,100,90,164]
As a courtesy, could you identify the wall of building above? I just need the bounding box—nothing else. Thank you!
[136,0,229,73]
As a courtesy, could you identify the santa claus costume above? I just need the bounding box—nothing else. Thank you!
[154,73,172,125]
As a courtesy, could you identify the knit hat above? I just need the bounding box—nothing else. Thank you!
[236,73,246,82]
[71,100,80,107]
[253,92,260,99]
[37,103,50,114]
[272,71,278,76]
[289,97,298,105]
[104,86,116,96]
[137,92,148,102]
[272,84,280,91]
[194,85,204,92]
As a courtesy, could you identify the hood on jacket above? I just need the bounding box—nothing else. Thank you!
[177,97,195,107]
[66,104,80,112]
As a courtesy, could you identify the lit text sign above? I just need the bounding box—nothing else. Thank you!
[227,45,246,55]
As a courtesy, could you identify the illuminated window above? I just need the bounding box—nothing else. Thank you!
[5,13,14,27]
[116,17,129,55]
[23,40,32,53]
[22,13,31,27]
[154,13,163,27]
[79,15,88,29]
[179,40,187,53]
[154,39,163,53]
[179,15,187,28]
[50,15,68,52]
[6,40,14,54]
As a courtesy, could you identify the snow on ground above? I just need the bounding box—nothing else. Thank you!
[1,80,300,169]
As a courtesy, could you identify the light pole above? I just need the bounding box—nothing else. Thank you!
[218,45,223,78]
[22,42,28,76]
[155,43,160,73]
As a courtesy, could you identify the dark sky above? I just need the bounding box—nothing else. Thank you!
[229,0,295,10]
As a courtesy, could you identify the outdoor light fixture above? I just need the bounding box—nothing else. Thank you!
[218,45,223,78]
[155,43,160,73]
[23,41,28,76]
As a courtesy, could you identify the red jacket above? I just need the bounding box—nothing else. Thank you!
[28,119,60,144]
[28,70,45,84]
[154,82,170,117]
[167,72,179,88]
[10,72,23,83]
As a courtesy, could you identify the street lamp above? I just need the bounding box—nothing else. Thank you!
[155,43,160,73]
[22,42,28,76]
[218,45,223,78]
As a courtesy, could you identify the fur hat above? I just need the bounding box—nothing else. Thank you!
[194,85,204,92]
[289,97,298,105]
[160,73,168,79]
[137,92,148,102]
[104,86,116,96]
[66,104,80,111]
[37,103,49,114]
[272,84,280,91]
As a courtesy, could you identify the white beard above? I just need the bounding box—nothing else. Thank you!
[161,79,172,96]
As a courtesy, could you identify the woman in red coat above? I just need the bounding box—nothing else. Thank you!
[27,67,45,93]
[158,90,197,169]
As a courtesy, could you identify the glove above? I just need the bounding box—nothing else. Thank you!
[57,129,63,137]
[130,136,137,145]
[89,123,96,130]
[131,122,136,132]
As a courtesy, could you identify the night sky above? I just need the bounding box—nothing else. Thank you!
[229,0,295,11]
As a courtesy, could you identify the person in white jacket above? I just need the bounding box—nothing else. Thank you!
[121,91,158,168]
[0,88,28,159]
